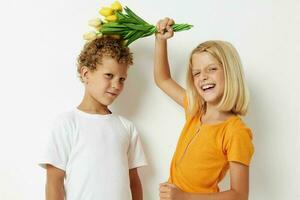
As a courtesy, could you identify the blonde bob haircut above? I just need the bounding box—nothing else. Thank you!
[186,40,249,118]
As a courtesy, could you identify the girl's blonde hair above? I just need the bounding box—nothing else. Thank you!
[186,40,249,118]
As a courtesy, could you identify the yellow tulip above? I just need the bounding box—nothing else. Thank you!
[110,35,121,39]
[96,33,103,38]
[121,40,128,47]
[111,1,122,11]
[105,15,117,22]
[99,7,114,17]
[88,19,102,29]
[83,32,97,41]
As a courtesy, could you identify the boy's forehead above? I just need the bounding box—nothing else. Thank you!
[100,56,117,64]
[96,58,129,73]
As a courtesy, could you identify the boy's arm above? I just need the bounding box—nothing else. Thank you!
[129,168,143,200]
[154,18,185,107]
[46,165,65,200]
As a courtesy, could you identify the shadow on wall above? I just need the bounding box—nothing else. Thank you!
[111,39,192,198]
[111,41,156,195]
[245,74,279,198]
[112,41,154,117]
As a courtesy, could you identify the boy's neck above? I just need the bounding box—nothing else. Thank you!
[77,93,111,115]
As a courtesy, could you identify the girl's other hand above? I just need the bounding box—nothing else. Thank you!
[156,17,175,40]
[159,182,188,200]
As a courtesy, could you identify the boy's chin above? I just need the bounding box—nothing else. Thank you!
[99,101,113,106]
[101,99,116,106]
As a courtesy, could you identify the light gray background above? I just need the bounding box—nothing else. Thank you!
[0,0,299,199]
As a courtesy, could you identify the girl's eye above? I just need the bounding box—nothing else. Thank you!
[209,67,217,72]
[105,74,113,78]
[193,72,200,77]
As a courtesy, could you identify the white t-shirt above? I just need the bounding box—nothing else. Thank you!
[39,109,147,200]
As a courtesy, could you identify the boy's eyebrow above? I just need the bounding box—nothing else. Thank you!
[121,74,128,78]
[102,70,128,78]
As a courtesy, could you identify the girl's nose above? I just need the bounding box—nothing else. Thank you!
[201,73,208,81]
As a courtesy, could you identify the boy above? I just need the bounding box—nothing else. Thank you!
[39,36,147,200]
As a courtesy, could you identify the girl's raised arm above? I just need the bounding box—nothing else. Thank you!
[154,18,185,107]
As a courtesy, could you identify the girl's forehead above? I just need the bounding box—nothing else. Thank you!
[191,53,220,69]
[192,52,218,64]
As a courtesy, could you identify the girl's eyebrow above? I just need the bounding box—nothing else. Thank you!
[206,63,218,67]
[192,63,217,71]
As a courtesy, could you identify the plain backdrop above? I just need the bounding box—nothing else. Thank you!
[0,0,299,199]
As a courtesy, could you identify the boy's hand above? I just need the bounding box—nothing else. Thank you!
[156,17,175,40]
[159,182,188,200]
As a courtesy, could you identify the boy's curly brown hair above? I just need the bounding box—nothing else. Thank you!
[77,36,133,82]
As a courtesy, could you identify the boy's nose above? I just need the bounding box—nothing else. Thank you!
[112,82,121,90]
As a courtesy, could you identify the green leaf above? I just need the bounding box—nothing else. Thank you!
[115,11,123,19]
[118,17,139,24]
[102,22,127,28]
[95,6,193,46]
[172,23,193,32]
[124,6,148,24]
[123,30,137,40]
[126,31,145,46]
[141,26,156,37]
[125,23,151,31]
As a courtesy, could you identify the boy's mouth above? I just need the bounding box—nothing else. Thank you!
[106,91,118,97]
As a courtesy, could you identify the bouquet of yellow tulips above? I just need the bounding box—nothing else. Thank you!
[84,1,193,46]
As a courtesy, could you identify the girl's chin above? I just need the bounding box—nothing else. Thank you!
[206,97,224,105]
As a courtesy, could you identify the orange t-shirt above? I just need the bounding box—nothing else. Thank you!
[168,98,254,193]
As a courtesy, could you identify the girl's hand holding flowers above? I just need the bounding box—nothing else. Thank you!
[156,17,175,40]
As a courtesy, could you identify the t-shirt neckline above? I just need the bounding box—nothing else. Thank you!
[199,115,239,127]
[75,108,114,119]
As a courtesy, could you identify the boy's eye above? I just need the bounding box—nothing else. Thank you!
[119,78,126,83]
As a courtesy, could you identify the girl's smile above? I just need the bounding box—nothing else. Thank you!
[192,52,225,106]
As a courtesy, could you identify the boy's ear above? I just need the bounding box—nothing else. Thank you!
[80,66,89,83]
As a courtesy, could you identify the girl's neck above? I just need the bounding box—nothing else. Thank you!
[77,92,111,115]
[201,104,235,124]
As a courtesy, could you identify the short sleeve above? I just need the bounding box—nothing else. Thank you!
[183,94,189,120]
[127,124,148,169]
[39,116,73,171]
[224,128,254,166]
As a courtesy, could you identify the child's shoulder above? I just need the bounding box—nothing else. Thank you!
[227,115,249,129]
[51,110,77,128]
[114,114,142,137]
[116,114,135,131]
[225,116,253,138]
[55,109,76,121]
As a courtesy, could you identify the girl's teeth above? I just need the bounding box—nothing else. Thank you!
[202,84,215,90]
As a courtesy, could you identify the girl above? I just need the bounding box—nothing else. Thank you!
[155,18,254,200]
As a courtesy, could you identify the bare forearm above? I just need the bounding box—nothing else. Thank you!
[129,168,143,200]
[154,38,172,85]
[131,179,143,200]
[46,181,65,200]
[186,189,248,200]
